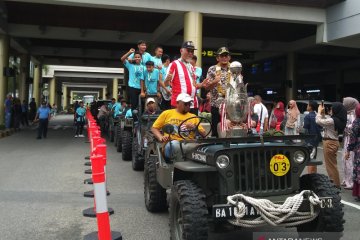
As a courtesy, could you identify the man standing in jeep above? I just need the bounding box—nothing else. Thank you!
[151,93,206,161]
[203,47,232,137]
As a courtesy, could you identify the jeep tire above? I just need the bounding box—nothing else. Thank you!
[132,133,144,171]
[121,129,132,161]
[109,124,114,142]
[169,180,208,240]
[144,155,166,212]
[297,174,344,235]
[116,125,122,152]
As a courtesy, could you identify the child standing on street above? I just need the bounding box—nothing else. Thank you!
[75,101,86,137]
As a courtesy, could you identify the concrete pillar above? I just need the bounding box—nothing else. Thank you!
[285,52,297,102]
[112,78,118,98]
[62,85,67,110]
[55,81,61,108]
[0,35,9,126]
[70,91,74,104]
[49,77,56,105]
[33,64,41,107]
[103,87,107,100]
[184,12,203,67]
[19,55,30,102]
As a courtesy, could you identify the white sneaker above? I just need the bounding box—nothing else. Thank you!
[75,135,78,138]
[79,134,85,137]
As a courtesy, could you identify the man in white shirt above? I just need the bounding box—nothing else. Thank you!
[253,95,268,134]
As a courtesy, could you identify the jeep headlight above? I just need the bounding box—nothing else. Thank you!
[293,151,305,164]
[216,155,230,169]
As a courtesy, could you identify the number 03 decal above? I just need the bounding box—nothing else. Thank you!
[269,154,290,177]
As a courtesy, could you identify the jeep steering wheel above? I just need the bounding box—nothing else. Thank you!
[177,116,212,140]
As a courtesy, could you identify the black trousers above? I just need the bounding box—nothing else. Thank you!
[76,121,85,135]
[37,119,48,138]
[211,106,220,137]
[21,112,29,126]
[128,86,141,110]
[160,97,171,110]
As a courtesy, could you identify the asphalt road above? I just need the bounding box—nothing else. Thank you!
[0,114,359,240]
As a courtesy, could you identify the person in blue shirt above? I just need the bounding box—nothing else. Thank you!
[21,99,29,127]
[4,94,12,129]
[190,55,203,95]
[121,48,144,111]
[75,101,86,137]
[34,100,51,139]
[159,54,172,110]
[151,46,163,70]
[113,98,125,117]
[141,61,161,99]
[108,98,116,111]
[304,100,322,173]
[128,40,152,66]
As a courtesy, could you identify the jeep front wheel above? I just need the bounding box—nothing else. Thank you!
[132,133,144,171]
[121,129,132,161]
[297,174,344,235]
[169,180,208,240]
[116,125,122,152]
[144,155,166,212]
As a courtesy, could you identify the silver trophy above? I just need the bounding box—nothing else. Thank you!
[225,61,248,137]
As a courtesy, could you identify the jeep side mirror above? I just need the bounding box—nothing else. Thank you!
[163,124,174,134]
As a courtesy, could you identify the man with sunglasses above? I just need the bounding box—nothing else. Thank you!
[152,93,206,162]
[164,41,205,115]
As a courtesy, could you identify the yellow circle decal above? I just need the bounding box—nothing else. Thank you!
[269,154,290,177]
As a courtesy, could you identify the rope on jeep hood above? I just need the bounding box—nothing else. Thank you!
[226,190,321,228]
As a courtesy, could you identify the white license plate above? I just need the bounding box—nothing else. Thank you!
[212,204,259,220]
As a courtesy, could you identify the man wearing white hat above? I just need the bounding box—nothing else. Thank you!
[152,93,206,161]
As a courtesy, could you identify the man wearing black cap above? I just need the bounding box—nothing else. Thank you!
[164,41,205,114]
[203,47,231,137]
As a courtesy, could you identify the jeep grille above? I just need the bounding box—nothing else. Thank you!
[231,148,295,197]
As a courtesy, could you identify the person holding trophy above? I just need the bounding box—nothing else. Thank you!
[204,47,232,137]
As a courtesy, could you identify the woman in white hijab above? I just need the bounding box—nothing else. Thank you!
[285,100,300,135]
[342,97,359,189]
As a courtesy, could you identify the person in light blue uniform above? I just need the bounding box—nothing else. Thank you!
[191,55,202,95]
[112,98,122,117]
[121,48,144,110]
[159,54,172,110]
[141,61,161,97]
[35,100,51,139]
[128,40,152,66]
[108,98,116,111]
[75,101,86,137]
[151,46,163,70]
[125,108,133,118]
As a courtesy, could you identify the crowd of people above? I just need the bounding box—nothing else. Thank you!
[3,39,360,201]
[3,94,57,132]
[115,39,360,201]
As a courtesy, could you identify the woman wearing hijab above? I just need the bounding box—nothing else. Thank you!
[342,97,359,189]
[316,102,347,188]
[271,101,285,131]
[345,103,360,201]
[285,100,300,135]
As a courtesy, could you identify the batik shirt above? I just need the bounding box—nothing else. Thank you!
[206,65,230,108]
